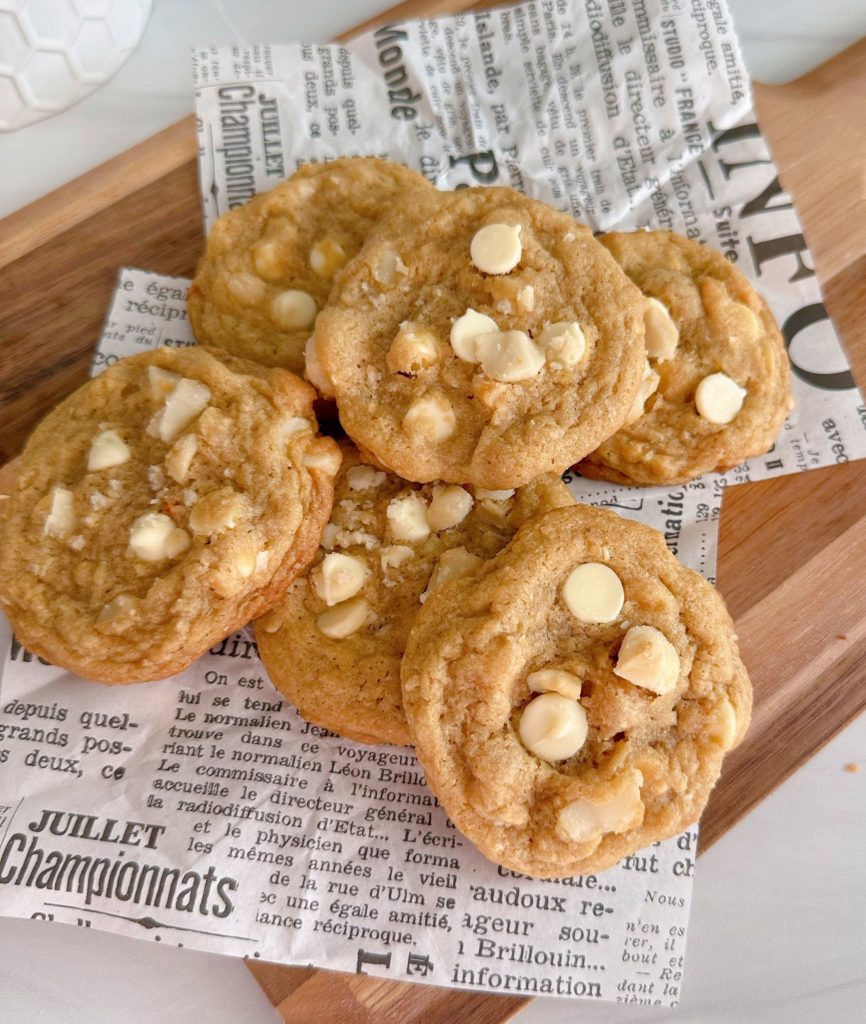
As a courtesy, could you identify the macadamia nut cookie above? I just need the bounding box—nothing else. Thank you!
[579,230,793,485]
[188,157,433,374]
[401,504,751,878]
[314,186,646,488]
[0,347,341,683]
[255,442,573,745]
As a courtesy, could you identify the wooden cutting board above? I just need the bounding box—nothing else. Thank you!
[1,0,864,1018]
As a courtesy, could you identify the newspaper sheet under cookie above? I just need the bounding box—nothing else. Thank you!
[0,269,708,1006]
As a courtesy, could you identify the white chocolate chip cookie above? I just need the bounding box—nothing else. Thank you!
[0,347,340,683]
[315,186,646,488]
[579,230,793,485]
[188,157,433,374]
[254,442,574,746]
[401,504,751,878]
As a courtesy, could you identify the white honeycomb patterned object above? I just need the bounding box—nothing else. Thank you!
[0,0,151,132]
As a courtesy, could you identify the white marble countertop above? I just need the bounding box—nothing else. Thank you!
[1,2,865,1022]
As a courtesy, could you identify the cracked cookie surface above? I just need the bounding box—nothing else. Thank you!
[0,346,340,683]
[315,186,646,488]
[255,442,574,745]
[401,504,751,878]
[579,230,793,485]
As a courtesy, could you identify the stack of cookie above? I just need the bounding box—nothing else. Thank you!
[0,157,791,878]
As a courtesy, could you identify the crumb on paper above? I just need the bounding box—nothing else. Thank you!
[843,763,859,773]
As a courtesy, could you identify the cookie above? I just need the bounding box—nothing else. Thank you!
[401,504,751,878]
[578,230,793,485]
[255,442,574,745]
[314,185,646,489]
[188,157,433,374]
[0,347,341,683]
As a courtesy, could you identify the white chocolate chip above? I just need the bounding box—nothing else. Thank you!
[625,359,661,426]
[614,625,680,695]
[536,321,587,370]
[562,563,624,623]
[435,546,482,580]
[386,492,430,542]
[278,417,313,449]
[708,698,739,749]
[309,237,348,279]
[252,240,285,281]
[148,377,212,444]
[209,571,245,599]
[470,223,522,275]
[643,297,679,360]
[527,668,583,701]
[386,324,439,375]
[129,513,190,561]
[87,429,130,472]
[97,593,139,622]
[519,692,588,761]
[426,485,473,531]
[450,309,499,363]
[235,546,258,580]
[148,365,181,402]
[421,546,483,602]
[165,433,198,484]
[372,250,408,287]
[271,289,317,330]
[695,373,746,424]
[347,465,387,491]
[227,272,266,305]
[303,441,341,476]
[476,330,545,383]
[380,544,414,572]
[44,486,75,538]
[333,529,378,551]
[255,551,270,574]
[516,285,535,311]
[403,392,456,441]
[303,335,335,398]
[188,489,245,536]
[313,552,368,606]
[474,488,515,501]
[558,770,644,843]
[316,597,369,639]
[320,523,339,550]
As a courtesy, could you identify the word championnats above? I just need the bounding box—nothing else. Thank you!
[0,809,238,917]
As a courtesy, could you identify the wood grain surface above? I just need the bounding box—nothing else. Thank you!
[0,0,864,1018]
